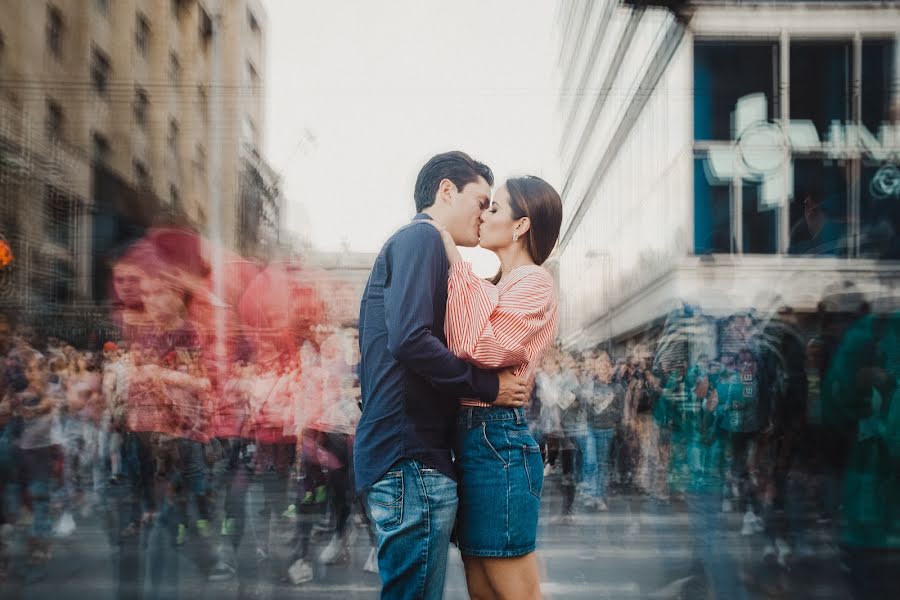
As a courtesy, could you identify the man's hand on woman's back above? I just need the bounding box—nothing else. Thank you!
[494,367,529,407]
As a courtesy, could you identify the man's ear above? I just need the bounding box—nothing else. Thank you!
[437,178,456,206]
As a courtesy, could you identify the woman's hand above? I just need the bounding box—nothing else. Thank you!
[422,220,463,265]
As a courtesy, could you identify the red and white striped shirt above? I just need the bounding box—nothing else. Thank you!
[445,262,558,408]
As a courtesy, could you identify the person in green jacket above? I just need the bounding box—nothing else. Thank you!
[654,361,749,600]
[822,312,900,597]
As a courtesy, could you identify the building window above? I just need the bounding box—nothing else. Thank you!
[247,61,259,93]
[49,258,74,304]
[787,41,853,257]
[169,51,180,83]
[168,118,179,156]
[46,5,63,59]
[194,143,206,176]
[171,0,187,20]
[859,38,899,259]
[242,115,256,148]
[694,41,777,142]
[96,0,108,16]
[692,37,900,259]
[694,41,780,255]
[91,46,111,98]
[134,87,149,128]
[199,7,213,48]
[248,9,260,34]
[46,99,63,142]
[44,186,72,249]
[791,41,851,141]
[136,13,150,57]
[693,158,732,254]
[862,39,894,134]
[92,132,110,164]
[197,85,208,122]
[789,159,849,256]
[134,160,150,189]
[741,180,778,255]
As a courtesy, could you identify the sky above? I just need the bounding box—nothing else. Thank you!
[264,0,561,276]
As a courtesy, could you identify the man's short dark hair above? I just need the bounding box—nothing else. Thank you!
[414,151,493,213]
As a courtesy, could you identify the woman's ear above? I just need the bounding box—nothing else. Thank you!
[516,216,532,236]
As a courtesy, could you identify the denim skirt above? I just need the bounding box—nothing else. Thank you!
[455,406,544,557]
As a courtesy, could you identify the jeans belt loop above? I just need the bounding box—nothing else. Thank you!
[467,408,473,430]
[515,407,523,425]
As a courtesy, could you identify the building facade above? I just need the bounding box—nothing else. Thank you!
[303,248,377,326]
[554,0,900,351]
[0,0,280,327]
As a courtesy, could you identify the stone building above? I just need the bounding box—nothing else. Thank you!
[0,0,280,332]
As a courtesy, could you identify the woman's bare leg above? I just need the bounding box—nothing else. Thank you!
[462,556,498,600]
[480,552,542,600]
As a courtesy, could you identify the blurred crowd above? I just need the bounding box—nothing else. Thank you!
[0,227,898,598]
[528,302,899,598]
[0,226,378,593]
[0,315,373,590]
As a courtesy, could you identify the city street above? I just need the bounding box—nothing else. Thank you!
[1,473,850,600]
[2,1,898,598]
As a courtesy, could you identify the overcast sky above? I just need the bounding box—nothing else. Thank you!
[265,0,561,275]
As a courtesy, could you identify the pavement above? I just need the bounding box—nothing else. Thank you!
[0,474,852,599]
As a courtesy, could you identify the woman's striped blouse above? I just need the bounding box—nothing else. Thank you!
[445,262,558,408]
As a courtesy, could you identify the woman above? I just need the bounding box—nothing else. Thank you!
[11,351,60,565]
[428,176,562,600]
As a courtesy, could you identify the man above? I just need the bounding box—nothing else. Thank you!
[355,151,529,599]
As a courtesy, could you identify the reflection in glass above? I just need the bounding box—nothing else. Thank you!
[694,157,733,254]
[694,42,778,142]
[742,181,778,254]
[861,161,900,258]
[789,159,849,256]
[861,39,895,135]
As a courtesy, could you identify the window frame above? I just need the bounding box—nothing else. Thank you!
[692,32,893,258]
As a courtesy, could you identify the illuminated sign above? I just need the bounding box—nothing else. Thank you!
[704,93,900,208]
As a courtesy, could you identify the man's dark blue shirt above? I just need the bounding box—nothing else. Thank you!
[354,213,499,493]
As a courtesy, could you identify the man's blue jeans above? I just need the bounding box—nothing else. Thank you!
[580,427,615,500]
[365,458,458,600]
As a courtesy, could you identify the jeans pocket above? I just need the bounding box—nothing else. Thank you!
[367,470,403,531]
[523,445,544,499]
[481,422,509,467]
